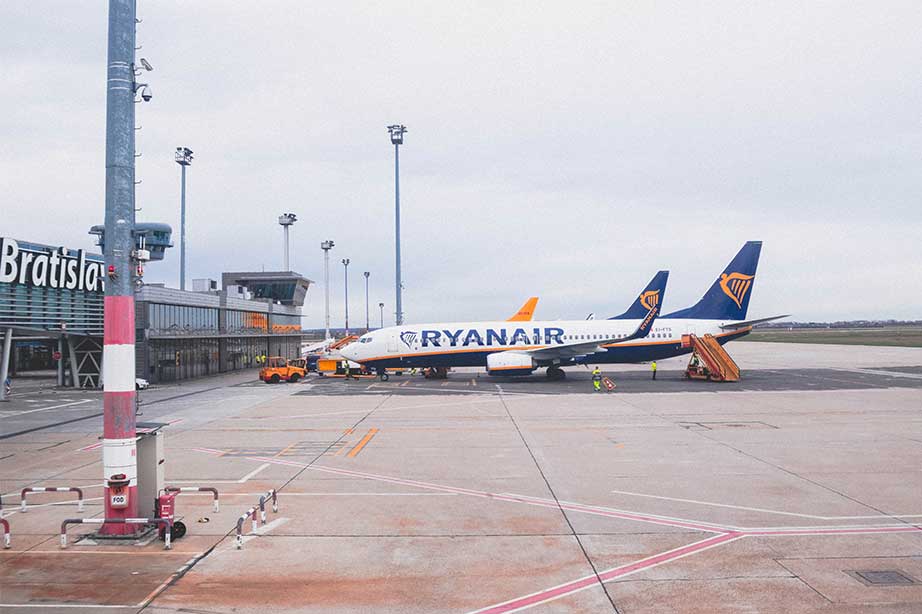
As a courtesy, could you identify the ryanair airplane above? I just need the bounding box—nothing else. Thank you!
[342,241,786,380]
[340,274,666,380]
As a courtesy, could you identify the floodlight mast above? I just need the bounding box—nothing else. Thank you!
[342,258,351,336]
[387,124,407,325]
[278,213,297,271]
[174,147,193,290]
[321,240,334,340]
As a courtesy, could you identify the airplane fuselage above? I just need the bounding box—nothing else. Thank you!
[342,318,751,370]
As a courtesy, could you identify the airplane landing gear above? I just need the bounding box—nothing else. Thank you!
[423,367,449,379]
[546,365,566,381]
[378,369,389,382]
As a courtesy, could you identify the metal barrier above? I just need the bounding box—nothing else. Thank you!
[235,507,259,549]
[0,518,9,549]
[258,489,278,523]
[21,487,84,512]
[164,486,220,512]
[61,517,173,550]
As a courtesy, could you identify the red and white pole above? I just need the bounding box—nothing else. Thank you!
[100,0,139,534]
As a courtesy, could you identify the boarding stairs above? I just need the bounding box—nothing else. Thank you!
[683,334,740,382]
[328,335,358,351]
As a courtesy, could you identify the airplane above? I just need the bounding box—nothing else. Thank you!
[340,274,666,380]
[593,241,788,364]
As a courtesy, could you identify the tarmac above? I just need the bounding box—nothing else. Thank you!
[2,341,922,613]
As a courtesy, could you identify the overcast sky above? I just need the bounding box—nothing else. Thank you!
[2,2,920,325]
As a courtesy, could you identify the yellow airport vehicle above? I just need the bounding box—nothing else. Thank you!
[259,356,306,384]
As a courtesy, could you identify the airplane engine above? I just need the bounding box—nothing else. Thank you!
[486,352,536,376]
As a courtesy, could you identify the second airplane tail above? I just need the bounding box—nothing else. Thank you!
[664,241,763,321]
[609,270,669,320]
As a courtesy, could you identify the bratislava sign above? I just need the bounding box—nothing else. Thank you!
[0,237,105,292]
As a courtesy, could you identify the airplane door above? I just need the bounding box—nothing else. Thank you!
[386,332,398,353]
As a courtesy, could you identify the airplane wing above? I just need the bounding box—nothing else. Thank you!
[720,314,790,330]
[519,305,659,361]
[507,297,539,321]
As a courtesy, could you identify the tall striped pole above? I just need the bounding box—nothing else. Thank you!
[101,0,139,534]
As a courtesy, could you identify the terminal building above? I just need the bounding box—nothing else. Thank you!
[0,234,311,388]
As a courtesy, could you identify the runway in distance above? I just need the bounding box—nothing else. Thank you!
[341,242,787,379]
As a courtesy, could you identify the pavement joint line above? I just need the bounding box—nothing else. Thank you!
[141,394,394,609]
[608,488,922,520]
[495,389,621,614]
[136,552,208,609]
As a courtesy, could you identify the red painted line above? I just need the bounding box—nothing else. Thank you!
[471,532,743,614]
[78,442,104,452]
[103,295,135,344]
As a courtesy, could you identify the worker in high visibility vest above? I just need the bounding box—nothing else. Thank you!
[651,361,657,380]
[592,366,602,392]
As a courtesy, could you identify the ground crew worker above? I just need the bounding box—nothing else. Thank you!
[651,361,657,380]
[591,366,602,392]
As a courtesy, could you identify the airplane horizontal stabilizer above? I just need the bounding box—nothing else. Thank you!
[720,315,790,330]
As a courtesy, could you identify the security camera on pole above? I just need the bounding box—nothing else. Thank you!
[101,0,141,535]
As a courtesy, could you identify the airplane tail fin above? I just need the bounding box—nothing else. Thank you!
[609,271,669,320]
[507,297,539,321]
[664,241,762,320]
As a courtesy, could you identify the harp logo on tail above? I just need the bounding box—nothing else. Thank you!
[719,272,754,309]
[400,331,418,348]
[639,290,660,310]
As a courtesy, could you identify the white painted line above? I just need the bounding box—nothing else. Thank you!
[253,516,288,535]
[831,367,922,380]
[238,463,270,483]
[3,399,93,417]
[610,489,922,521]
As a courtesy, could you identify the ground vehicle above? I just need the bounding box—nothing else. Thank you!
[259,356,306,383]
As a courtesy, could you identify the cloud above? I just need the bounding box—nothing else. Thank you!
[2,1,920,326]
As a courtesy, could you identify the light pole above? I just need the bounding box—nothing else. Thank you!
[342,258,350,335]
[387,124,407,325]
[378,302,385,329]
[174,147,193,290]
[321,240,334,340]
[278,213,297,270]
[363,271,370,332]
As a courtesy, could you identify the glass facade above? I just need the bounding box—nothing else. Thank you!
[148,303,219,334]
[0,274,103,335]
[137,299,303,384]
[149,338,220,382]
[226,310,269,334]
